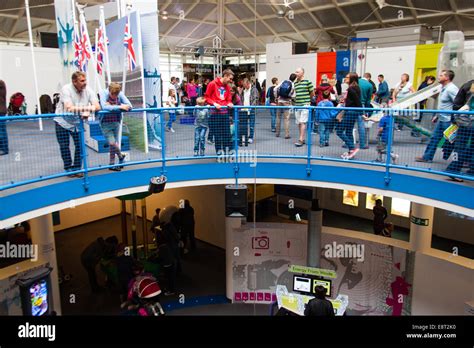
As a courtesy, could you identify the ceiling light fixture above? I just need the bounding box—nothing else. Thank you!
[161,10,168,20]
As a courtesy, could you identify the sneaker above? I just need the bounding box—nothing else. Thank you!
[285,136,291,139]
[295,140,304,147]
[194,151,198,156]
[207,139,214,145]
[325,142,329,147]
[391,153,399,164]
[248,138,254,144]
[169,128,175,133]
[149,141,162,150]
[118,154,126,169]
[415,157,431,163]
[109,166,122,172]
[275,133,280,138]
[360,146,369,150]
[271,129,276,132]
[199,151,205,157]
[319,144,325,148]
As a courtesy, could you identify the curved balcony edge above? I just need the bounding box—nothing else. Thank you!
[0,161,473,228]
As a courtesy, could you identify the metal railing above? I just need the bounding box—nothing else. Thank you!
[0,105,473,192]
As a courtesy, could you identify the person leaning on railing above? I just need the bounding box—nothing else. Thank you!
[98,82,132,171]
[54,71,100,178]
[445,79,474,182]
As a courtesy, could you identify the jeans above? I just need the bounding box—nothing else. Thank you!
[319,120,331,145]
[336,111,358,151]
[194,126,208,152]
[55,122,82,170]
[270,107,277,130]
[249,111,255,139]
[0,117,8,154]
[357,114,367,148]
[422,121,450,161]
[166,111,176,129]
[238,111,249,146]
[446,125,474,174]
[209,110,232,154]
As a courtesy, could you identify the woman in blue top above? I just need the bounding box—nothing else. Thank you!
[99,82,132,171]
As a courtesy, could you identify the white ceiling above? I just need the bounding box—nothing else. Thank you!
[0,0,473,53]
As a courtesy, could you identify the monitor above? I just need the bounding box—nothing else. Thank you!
[292,275,312,294]
[313,278,332,298]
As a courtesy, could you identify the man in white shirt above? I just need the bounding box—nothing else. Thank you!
[416,70,459,163]
[54,71,100,177]
[239,78,259,145]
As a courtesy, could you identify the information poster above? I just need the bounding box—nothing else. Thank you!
[366,194,384,210]
[343,190,359,207]
[391,198,411,217]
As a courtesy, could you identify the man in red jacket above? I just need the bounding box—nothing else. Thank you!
[205,69,234,154]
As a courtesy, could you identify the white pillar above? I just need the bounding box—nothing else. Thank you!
[409,203,434,252]
[29,214,61,315]
[225,216,241,301]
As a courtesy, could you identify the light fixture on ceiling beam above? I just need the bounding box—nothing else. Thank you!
[376,0,387,9]
[160,10,168,20]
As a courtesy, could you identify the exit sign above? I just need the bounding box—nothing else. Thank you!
[410,216,429,226]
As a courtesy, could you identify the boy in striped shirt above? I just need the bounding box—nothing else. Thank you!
[294,67,314,147]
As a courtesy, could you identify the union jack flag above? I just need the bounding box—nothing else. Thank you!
[79,17,92,72]
[123,17,136,71]
[73,24,82,69]
[96,27,105,75]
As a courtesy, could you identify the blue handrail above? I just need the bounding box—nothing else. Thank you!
[0,105,473,192]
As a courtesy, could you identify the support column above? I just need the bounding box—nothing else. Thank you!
[409,203,434,252]
[307,198,323,267]
[141,198,148,258]
[131,200,138,258]
[30,214,61,315]
[225,216,242,301]
[121,200,128,244]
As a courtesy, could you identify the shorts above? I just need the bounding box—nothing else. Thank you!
[294,105,309,124]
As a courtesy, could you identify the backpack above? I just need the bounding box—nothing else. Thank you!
[8,92,26,115]
[455,95,473,127]
[278,80,292,98]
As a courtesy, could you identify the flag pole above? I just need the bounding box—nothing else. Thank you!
[94,28,99,94]
[100,6,112,85]
[119,12,130,149]
[25,0,43,131]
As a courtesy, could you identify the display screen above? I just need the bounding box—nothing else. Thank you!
[313,279,332,298]
[30,279,48,316]
[293,276,312,293]
[391,197,411,217]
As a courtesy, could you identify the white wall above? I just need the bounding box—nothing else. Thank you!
[411,251,474,315]
[53,198,121,232]
[365,45,417,90]
[130,184,227,249]
[0,44,63,114]
[266,42,317,86]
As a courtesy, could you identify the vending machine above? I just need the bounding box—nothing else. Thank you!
[16,267,53,316]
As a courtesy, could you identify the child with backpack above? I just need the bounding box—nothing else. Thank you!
[316,90,339,147]
[375,113,399,164]
[274,73,296,139]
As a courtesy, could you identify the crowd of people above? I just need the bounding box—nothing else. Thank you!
[0,67,472,180]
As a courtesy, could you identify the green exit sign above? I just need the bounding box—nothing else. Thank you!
[410,216,429,226]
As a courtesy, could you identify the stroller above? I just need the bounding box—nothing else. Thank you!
[121,271,165,316]
[7,92,27,115]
